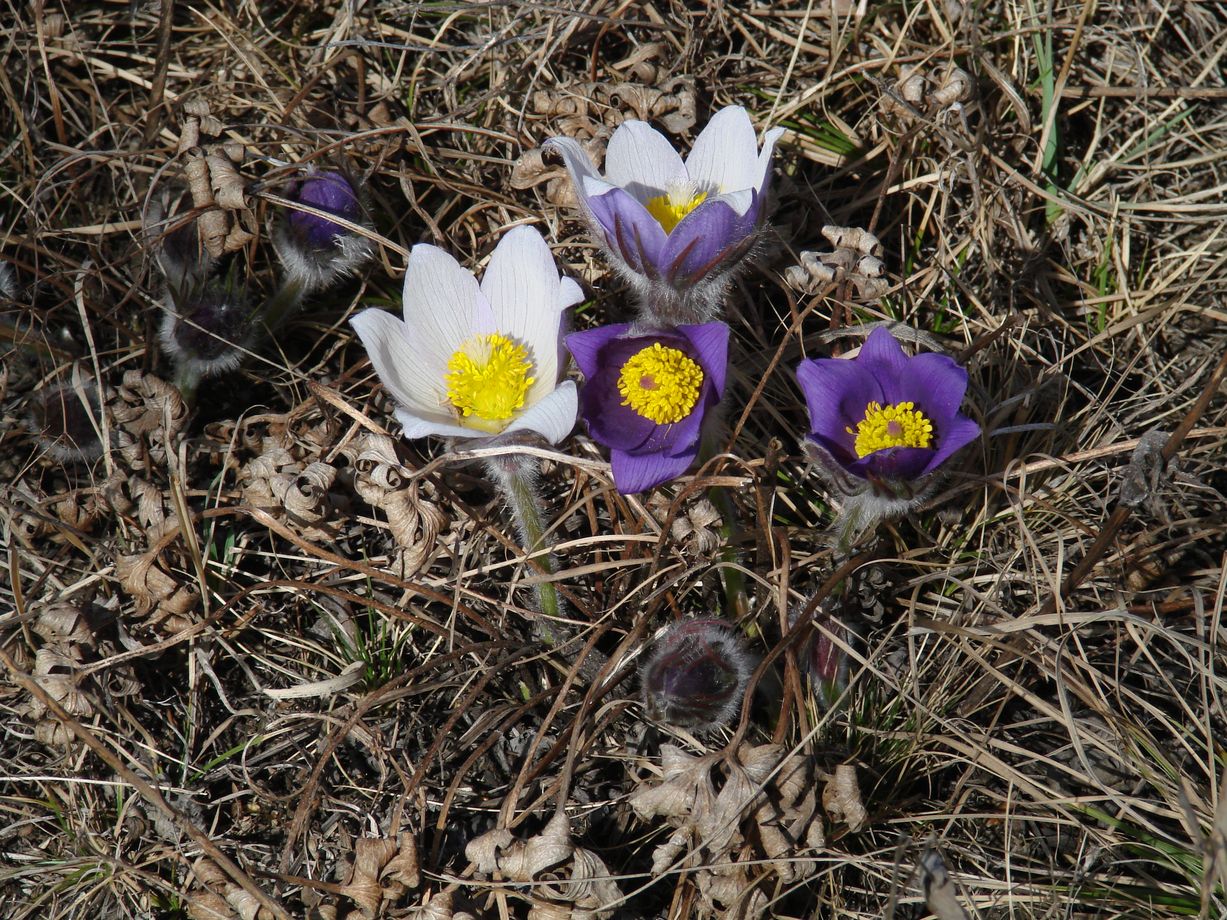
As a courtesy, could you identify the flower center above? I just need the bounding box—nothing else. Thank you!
[848,401,934,457]
[618,342,704,425]
[445,333,535,433]
[645,178,708,233]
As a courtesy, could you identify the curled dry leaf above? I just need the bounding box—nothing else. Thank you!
[628,744,719,821]
[498,811,574,881]
[337,834,420,917]
[32,601,96,646]
[606,77,697,133]
[182,141,255,258]
[883,64,974,118]
[786,227,888,300]
[631,741,826,892]
[187,857,265,920]
[465,827,513,874]
[241,448,340,542]
[548,846,620,917]
[822,763,867,832]
[698,868,768,920]
[466,813,621,919]
[610,41,669,84]
[822,225,883,257]
[514,135,607,209]
[116,549,201,634]
[348,433,446,574]
[648,492,722,556]
[29,647,94,719]
[110,370,189,469]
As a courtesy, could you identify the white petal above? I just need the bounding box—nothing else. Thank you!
[580,175,618,200]
[480,226,565,402]
[604,120,685,203]
[545,136,600,186]
[685,106,760,193]
[755,126,786,191]
[393,405,480,441]
[350,308,431,412]
[482,226,560,340]
[402,243,481,364]
[503,381,577,445]
[558,276,584,309]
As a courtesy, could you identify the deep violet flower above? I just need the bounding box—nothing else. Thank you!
[641,619,753,730]
[273,170,374,292]
[350,226,581,445]
[546,106,784,325]
[567,322,728,494]
[796,327,979,546]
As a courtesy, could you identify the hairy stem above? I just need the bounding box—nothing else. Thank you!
[486,455,564,645]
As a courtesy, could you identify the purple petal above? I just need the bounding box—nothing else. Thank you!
[579,376,659,451]
[855,327,909,399]
[586,187,667,274]
[677,322,730,397]
[898,352,970,428]
[922,414,980,474]
[796,357,884,453]
[567,324,631,379]
[611,446,696,494]
[660,199,753,285]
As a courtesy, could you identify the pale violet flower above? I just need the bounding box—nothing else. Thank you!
[350,226,582,444]
[546,105,784,324]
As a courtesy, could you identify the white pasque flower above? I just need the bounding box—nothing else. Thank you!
[350,226,582,444]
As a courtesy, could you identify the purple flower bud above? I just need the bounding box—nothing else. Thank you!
[641,619,753,730]
[159,277,251,378]
[800,611,854,708]
[273,170,374,292]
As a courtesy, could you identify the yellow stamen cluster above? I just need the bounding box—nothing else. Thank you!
[645,180,708,233]
[618,343,704,425]
[848,401,934,458]
[445,333,535,433]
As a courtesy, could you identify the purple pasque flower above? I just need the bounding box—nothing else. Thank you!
[567,322,728,494]
[796,327,979,539]
[273,170,374,292]
[546,106,784,324]
[640,619,753,730]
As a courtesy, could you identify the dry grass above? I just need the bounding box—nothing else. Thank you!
[2,1,1226,918]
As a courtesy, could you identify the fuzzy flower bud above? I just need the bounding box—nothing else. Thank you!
[27,379,106,463]
[159,273,252,380]
[273,170,374,292]
[640,619,753,730]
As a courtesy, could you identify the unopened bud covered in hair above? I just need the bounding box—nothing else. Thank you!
[159,275,252,379]
[273,170,374,292]
[640,619,753,730]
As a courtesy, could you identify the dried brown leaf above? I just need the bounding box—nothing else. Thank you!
[822,764,867,832]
